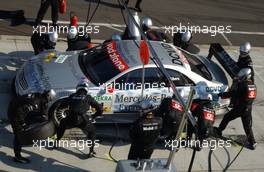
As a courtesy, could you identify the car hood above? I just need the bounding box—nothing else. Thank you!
[21,50,94,94]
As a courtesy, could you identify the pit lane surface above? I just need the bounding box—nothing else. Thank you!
[0,0,264,46]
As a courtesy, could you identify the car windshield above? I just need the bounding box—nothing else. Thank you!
[183,52,212,81]
[79,42,128,85]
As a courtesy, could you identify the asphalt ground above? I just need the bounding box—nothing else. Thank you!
[0,0,263,46]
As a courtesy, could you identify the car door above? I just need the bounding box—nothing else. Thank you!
[112,67,167,113]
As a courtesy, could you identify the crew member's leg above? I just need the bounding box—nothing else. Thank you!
[241,108,256,149]
[81,121,96,157]
[35,0,51,25]
[13,134,30,163]
[50,0,59,26]
[217,108,241,135]
[135,0,142,12]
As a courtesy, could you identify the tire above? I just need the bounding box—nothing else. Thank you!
[48,98,70,126]
[17,120,56,145]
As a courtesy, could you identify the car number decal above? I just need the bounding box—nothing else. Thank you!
[106,42,129,72]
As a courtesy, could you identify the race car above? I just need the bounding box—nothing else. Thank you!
[14,40,231,125]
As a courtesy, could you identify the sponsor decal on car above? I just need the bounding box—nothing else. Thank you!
[55,54,69,63]
[106,42,129,72]
[160,42,188,66]
[93,95,112,102]
[44,52,56,63]
[115,94,168,103]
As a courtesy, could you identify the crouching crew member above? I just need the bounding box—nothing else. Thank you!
[156,96,184,140]
[55,79,103,158]
[128,101,162,160]
[31,31,58,55]
[66,26,92,51]
[215,68,257,150]
[8,90,56,163]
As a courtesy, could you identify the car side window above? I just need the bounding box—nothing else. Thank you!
[115,68,164,90]
[167,69,195,86]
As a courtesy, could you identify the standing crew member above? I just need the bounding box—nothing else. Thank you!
[35,0,59,26]
[156,96,184,140]
[173,30,192,50]
[31,32,58,55]
[237,42,254,83]
[128,101,162,160]
[215,68,257,150]
[55,79,103,158]
[8,90,56,164]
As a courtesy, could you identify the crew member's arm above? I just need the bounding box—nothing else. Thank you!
[88,95,103,117]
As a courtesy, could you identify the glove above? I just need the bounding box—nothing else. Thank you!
[21,123,29,131]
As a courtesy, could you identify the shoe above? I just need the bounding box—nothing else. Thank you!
[87,151,96,158]
[14,156,30,164]
[248,142,257,150]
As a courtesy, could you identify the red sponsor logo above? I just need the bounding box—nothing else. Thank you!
[175,48,189,65]
[171,100,183,112]
[248,90,256,99]
[106,42,129,72]
[203,110,215,122]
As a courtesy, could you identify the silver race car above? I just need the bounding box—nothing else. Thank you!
[14,40,230,124]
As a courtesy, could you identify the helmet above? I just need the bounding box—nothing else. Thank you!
[44,89,56,100]
[181,30,192,42]
[237,68,252,80]
[239,42,251,54]
[141,17,153,31]
[48,32,58,43]
[68,26,78,40]
[111,34,122,41]
[76,79,89,93]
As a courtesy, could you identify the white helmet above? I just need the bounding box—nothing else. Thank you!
[181,30,192,42]
[67,26,78,40]
[111,34,122,41]
[141,17,153,31]
[237,68,252,80]
[48,32,58,43]
[239,42,251,54]
[76,79,89,93]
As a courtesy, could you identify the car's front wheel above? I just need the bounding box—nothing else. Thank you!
[49,98,70,126]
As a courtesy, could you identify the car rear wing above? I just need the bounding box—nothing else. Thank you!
[207,43,240,78]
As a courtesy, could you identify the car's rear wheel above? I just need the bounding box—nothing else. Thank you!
[49,98,69,126]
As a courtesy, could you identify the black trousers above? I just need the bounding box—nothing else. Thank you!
[56,116,96,153]
[128,143,154,160]
[36,0,59,24]
[135,0,142,7]
[219,106,256,144]
[14,134,22,158]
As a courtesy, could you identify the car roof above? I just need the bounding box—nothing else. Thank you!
[112,40,191,70]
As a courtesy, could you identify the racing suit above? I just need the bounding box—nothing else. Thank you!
[237,55,254,83]
[31,32,56,55]
[66,33,92,51]
[156,97,184,140]
[56,90,103,156]
[35,0,59,26]
[218,78,256,146]
[128,113,162,160]
[187,99,215,141]
[7,95,45,160]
